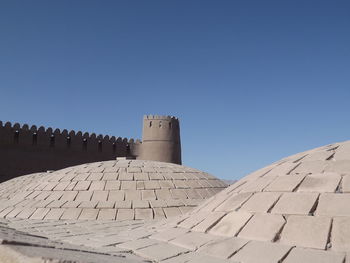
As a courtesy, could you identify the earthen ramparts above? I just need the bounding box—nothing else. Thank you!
[0,121,141,182]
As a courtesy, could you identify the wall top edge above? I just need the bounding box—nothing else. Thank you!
[0,120,141,144]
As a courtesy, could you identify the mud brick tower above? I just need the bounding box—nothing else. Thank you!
[139,115,181,165]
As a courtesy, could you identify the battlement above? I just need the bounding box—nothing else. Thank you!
[0,120,141,182]
[0,121,140,148]
[0,115,180,182]
[143,115,179,121]
[143,115,180,130]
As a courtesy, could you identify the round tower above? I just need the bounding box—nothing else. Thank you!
[139,115,181,164]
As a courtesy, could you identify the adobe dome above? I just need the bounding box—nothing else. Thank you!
[0,159,227,221]
[145,140,350,262]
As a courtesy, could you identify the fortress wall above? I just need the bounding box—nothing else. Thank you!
[0,121,140,182]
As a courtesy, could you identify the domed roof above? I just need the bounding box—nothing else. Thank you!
[0,159,227,221]
[138,140,350,262]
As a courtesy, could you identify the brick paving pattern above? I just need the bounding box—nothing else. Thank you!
[0,159,227,221]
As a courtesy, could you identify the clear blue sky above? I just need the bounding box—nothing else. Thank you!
[1,1,350,180]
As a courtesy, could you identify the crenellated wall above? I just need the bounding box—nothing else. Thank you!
[0,121,141,182]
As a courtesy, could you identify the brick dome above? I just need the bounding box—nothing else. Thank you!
[0,159,227,221]
[2,141,350,263]
[134,140,350,262]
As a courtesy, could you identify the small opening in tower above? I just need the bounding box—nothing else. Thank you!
[66,136,71,148]
[50,134,55,147]
[159,121,162,127]
[126,143,130,156]
[98,140,102,152]
[83,138,87,151]
[32,132,37,145]
[14,130,19,144]
[113,142,116,153]
[149,121,152,127]
[169,122,172,128]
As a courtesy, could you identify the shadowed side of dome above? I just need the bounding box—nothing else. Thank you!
[0,159,227,221]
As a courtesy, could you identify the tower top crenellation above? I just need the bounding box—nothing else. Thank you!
[143,115,179,121]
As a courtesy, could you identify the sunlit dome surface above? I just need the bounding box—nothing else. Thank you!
[0,159,227,221]
[132,140,350,262]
